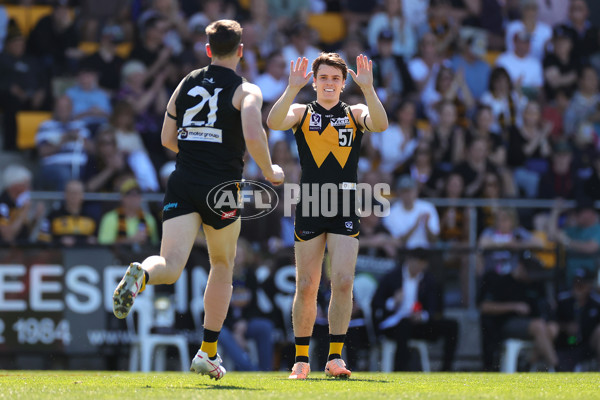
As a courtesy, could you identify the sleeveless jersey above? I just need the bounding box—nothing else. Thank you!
[174,65,246,185]
[294,101,364,188]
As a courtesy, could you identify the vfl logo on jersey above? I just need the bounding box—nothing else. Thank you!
[331,117,349,126]
[203,77,215,84]
[309,113,322,131]
[345,221,353,230]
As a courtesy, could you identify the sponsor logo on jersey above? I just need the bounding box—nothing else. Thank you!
[301,230,314,235]
[203,77,215,84]
[220,209,238,220]
[178,127,188,139]
[331,117,349,126]
[163,202,178,212]
[309,113,322,131]
[178,127,223,143]
[345,221,353,230]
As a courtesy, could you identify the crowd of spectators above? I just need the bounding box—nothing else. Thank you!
[1,0,600,372]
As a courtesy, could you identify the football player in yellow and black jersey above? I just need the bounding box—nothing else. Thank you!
[267,53,388,379]
[111,20,284,381]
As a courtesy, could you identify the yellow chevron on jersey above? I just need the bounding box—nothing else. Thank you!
[299,107,358,168]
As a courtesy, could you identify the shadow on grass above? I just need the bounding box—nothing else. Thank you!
[282,378,391,383]
[151,384,263,391]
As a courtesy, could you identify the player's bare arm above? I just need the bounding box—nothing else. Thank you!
[161,80,185,153]
[348,54,388,133]
[238,82,285,185]
[267,57,312,131]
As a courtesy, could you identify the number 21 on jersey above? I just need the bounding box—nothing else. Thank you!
[182,86,222,127]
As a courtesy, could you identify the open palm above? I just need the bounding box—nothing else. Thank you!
[289,57,313,90]
[348,54,373,89]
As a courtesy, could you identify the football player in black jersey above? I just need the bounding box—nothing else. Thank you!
[267,53,388,379]
[112,19,284,380]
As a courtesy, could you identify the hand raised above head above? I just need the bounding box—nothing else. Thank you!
[348,54,374,90]
[288,57,313,90]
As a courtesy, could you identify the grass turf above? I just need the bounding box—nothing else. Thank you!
[1,371,599,400]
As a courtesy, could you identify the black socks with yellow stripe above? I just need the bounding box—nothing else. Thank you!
[328,334,346,361]
[201,329,220,360]
[294,336,310,363]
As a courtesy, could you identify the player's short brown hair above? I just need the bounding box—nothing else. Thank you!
[312,52,347,81]
[206,19,242,57]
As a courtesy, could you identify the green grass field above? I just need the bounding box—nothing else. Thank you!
[1,371,599,400]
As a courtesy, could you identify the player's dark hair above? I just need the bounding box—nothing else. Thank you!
[312,52,347,82]
[206,19,242,57]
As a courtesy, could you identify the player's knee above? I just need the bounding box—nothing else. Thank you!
[296,277,319,298]
[331,273,354,294]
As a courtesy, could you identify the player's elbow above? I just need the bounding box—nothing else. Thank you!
[374,119,389,132]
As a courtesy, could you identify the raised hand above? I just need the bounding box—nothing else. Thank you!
[348,54,374,90]
[289,57,313,90]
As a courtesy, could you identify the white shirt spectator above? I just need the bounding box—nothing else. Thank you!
[370,125,419,174]
[383,199,440,248]
[480,90,528,133]
[496,52,544,89]
[505,20,552,60]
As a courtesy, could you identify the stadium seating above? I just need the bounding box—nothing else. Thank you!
[380,338,432,372]
[77,41,133,58]
[499,338,533,373]
[127,287,190,372]
[16,111,53,150]
[307,13,346,45]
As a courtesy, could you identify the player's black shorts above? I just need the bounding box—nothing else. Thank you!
[294,205,360,242]
[162,170,240,229]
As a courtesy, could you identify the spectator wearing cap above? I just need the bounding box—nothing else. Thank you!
[0,24,48,150]
[542,26,579,101]
[367,0,417,59]
[371,29,416,105]
[35,95,92,191]
[553,268,600,371]
[82,24,126,93]
[383,175,440,249]
[505,0,552,61]
[496,29,544,97]
[537,140,577,199]
[563,66,600,137]
[65,63,112,130]
[450,28,491,101]
[97,178,158,246]
[479,251,559,371]
[0,165,45,246]
[558,0,599,64]
[549,197,600,287]
[26,0,81,76]
[371,248,459,371]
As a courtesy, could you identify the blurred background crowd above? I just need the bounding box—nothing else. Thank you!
[1,0,600,373]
